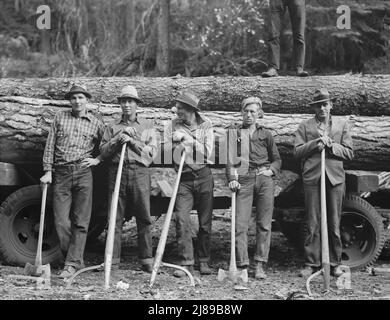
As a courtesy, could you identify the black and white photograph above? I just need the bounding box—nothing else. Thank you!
[0,0,389,306]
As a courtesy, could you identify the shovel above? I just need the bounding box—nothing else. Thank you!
[23,183,51,288]
[217,175,248,284]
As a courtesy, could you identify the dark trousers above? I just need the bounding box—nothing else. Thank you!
[53,165,93,269]
[235,173,275,267]
[174,167,214,266]
[267,0,306,70]
[303,179,345,267]
[108,163,153,265]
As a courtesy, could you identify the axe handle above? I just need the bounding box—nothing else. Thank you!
[35,183,48,267]
[229,191,237,272]
[321,147,330,290]
[150,151,186,287]
[104,143,126,290]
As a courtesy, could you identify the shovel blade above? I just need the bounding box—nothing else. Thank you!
[217,269,227,282]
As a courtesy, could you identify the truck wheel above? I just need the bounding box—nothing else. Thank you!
[341,195,386,269]
[0,185,62,266]
[0,185,108,266]
[278,195,386,270]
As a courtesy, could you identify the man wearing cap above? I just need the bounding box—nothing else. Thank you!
[40,85,105,278]
[294,88,354,277]
[163,90,214,277]
[262,0,309,78]
[225,96,281,279]
[99,85,157,273]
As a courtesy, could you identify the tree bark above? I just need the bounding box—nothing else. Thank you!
[0,96,389,171]
[156,0,170,75]
[0,75,390,115]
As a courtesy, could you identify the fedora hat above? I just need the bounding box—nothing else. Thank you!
[65,85,92,100]
[117,85,142,103]
[175,90,200,112]
[309,88,336,105]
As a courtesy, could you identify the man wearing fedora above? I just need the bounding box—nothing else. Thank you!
[294,88,354,277]
[163,90,214,277]
[40,85,105,278]
[99,85,157,273]
[225,97,281,279]
[262,0,309,78]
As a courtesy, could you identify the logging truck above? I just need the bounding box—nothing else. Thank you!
[0,75,389,270]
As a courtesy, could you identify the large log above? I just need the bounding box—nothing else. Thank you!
[1,97,389,171]
[0,75,390,115]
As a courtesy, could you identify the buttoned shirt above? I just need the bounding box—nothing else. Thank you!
[225,123,281,182]
[163,114,214,172]
[42,109,105,171]
[99,116,158,167]
[315,116,332,137]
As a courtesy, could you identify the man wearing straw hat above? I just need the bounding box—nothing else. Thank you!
[225,96,281,280]
[294,88,354,278]
[163,90,214,277]
[99,85,158,273]
[40,85,105,278]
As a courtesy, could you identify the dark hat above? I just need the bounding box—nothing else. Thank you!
[175,90,200,112]
[65,85,92,100]
[309,88,336,105]
[117,85,142,103]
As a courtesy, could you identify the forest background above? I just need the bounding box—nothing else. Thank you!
[0,0,389,78]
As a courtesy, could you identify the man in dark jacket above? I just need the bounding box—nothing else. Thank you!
[294,88,354,277]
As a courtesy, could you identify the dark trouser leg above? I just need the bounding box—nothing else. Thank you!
[53,168,72,258]
[66,167,93,269]
[235,175,255,267]
[303,183,321,267]
[129,167,153,265]
[108,166,127,265]
[254,175,275,263]
[327,181,345,266]
[267,0,285,69]
[288,0,306,70]
[175,180,195,266]
[194,171,214,263]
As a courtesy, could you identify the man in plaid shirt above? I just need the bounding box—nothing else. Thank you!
[40,85,104,278]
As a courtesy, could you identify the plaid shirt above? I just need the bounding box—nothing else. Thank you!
[42,109,105,171]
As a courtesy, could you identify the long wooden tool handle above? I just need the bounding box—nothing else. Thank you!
[229,190,237,271]
[104,143,126,290]
[150,151,186,288]
[321,148,330,290]
[35,183,48,267]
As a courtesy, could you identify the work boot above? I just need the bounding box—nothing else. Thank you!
[199,262,212,275]
[58,265,77,279]
[261,67,278,78]
[173,266,193,278]
[331,265,343,277]
[296,67,309,77]
[141,263,153,274]
[255,262,267,280]
[299,266,316,277]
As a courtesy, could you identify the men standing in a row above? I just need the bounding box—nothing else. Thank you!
[294,88,354,277]
[226,97,281,279]
[262,0,309,77]
[99,85,158,273]
[40,85,104,278]
[163,91,215,277]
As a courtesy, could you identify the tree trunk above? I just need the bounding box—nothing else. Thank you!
[156,0,170,75]
[0,75,390,115]
[0,96,389,171]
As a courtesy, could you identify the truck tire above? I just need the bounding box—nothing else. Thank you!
[279,195,386,270]
[0,185,62,266]
[0,185,108,266]
[341,195,386,269]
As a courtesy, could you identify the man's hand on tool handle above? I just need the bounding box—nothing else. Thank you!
[118,133,134,145]
[40,171,52,184]
[229,180,241,192]
[317,136,333,151]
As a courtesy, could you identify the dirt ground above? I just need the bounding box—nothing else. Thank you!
[0,212,389,301]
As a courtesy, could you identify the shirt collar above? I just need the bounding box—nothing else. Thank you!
[70,109,92,122]
[118,115,140,125]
